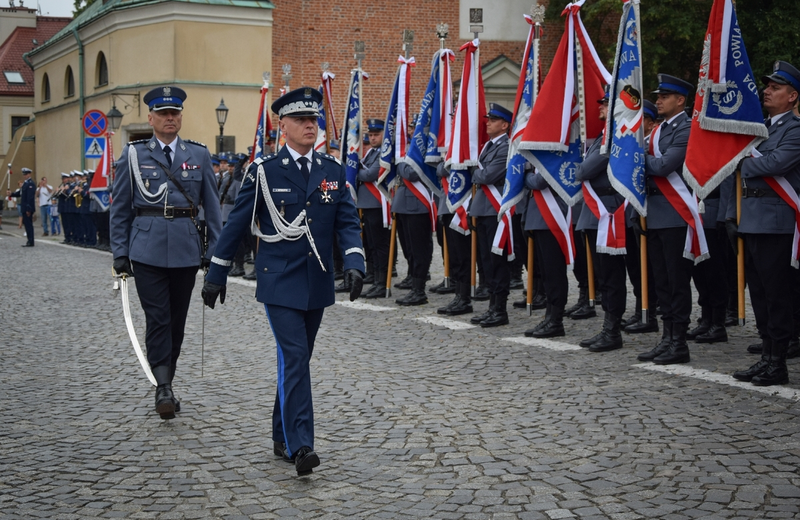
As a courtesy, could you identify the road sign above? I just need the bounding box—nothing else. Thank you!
[85,137,106,158]
[82,110,108,137]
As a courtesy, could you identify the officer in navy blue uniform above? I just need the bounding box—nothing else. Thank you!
[728,61,800,386]
[9,167,35,246]
[575,88,627,352]
[636,74,694,365]
[201,87,365,477]
[357,119,391,299]
[467,103,511,327]
[110,86,222,420]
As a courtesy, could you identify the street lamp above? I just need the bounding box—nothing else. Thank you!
[107,105,123,132]
[215,98,229,154]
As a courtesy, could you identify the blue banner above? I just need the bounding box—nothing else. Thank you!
[342,69,363,201]
[404,51,443,197]
[377,67,401,192]
[604,0,646,215]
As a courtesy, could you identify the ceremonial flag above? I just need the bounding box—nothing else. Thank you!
[378,55,415,195]
[342,68,366,201]
[603,0,647,216]
[250,83,273,162]
[404,50,450,197]
[499,13,541,217]
[428,49,455,161]
[315,85,328,152]
[89,132,112,211]
[315,71,339,154]
[519,0,611,206]
[683,0,767,198]
[445,38,488,213]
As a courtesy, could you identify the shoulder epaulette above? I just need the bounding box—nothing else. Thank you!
[128,139,148,145]
[185,139,207,148]
[256,154,276,165]
[319,152,342,166]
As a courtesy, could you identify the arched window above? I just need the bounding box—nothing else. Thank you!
[42,73,50,102]
[65,66,75,98]
[96,52,108,87]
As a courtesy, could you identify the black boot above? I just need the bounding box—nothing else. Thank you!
[525,304,552,337]
[695,306,728,343]
[228,263,245,277]
[569,288,597,320]
[394,273,413,289]
[637,320,672,361]
[481,295,509,328]
[364,271,387,299]
[335,277,351,293]
[624,312,659,334]
[733,338,771,382]
[788,337,800,359]
[447,283,473,316]
[751,340,790,386]
[509,263,524,290]
[433,278,456,294]
[471,294,495,324]
[653,321,691,365]
[529,278,547,309]
[397,278,427,306]
[589,313,624,352]
[438,284,461,315]
[168,363,181,413]
[473,281,491,301]
[565,287,588,317]
[747,339,765,354]
[579,331,604,348]
[363,263,375,285]
[529,305,565,338]
[686,307,711,340]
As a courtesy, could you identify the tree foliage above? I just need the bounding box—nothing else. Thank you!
[73,0,100,17]
[545,0,800,96]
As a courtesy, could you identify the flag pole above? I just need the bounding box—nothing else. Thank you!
[574,13,595,308]
[321,62,334,154]
[640,215,649,323]
[436,22,451,290]
[736,170,745,325]
[526,235,535,316]
[469,15,483,298]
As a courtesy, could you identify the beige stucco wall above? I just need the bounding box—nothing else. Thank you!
[0,95,35,157]
[29,3,273,177]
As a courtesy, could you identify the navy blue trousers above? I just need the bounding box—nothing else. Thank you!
[265,304,325,458]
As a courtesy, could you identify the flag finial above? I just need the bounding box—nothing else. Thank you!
[530,3,545,23]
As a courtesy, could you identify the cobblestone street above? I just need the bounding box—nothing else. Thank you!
[1,228,799,519]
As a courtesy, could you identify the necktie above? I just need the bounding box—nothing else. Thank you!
[163,145,173,168]
[298,157,310,184]
[765,118,772,129]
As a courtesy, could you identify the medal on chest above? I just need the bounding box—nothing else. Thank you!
[319,179,337,204]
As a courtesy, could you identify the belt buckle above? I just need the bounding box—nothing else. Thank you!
[164,205,175,219]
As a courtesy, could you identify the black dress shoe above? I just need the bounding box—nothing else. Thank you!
[294,446,320,476]
[470,309,493,324]
[695,325,728,343]
[435,282,456,294]
[528,321,565,338]
[512,299,527,309]
[725,309,738,327]
[394,275,412,289]
[747,341,763,354]
[472,285,490,301]
[438,295,460,315]
[621,314,640,329]
[529,293,547,310]
[624,318,659,334]
[363,284,385,299]
[273,441,293,463]
[363,272,375,284]
[155,384,176,420]
[732,359,769,382]
[480,309,508,328]
[579,331,603,348]
[569,304,596,320]
[21,243,34,247]
[686,319,710,340]
[446,300,473,316]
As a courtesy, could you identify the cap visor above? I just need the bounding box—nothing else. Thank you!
[281,110,320,118]
[762,73,790,86]
[151,104,183,111]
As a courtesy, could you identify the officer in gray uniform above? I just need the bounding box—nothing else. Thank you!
[729,61,800,386]
[436,161,473,316]
[201,87,365,476]
[357,119,391,299]
[10,167,35,246]
[467,103,512,327]
[110,86,222,420]
[636,74,694,365]
[575,88,627,352]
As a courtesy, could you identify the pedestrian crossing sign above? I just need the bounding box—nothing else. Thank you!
[85,137,106,158]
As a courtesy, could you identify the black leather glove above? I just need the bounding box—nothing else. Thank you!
[468,217,478,232]
[344,269,364,302]
[200,257,211,270]
[630,216,646,237]
[725,219,742,254]
[202,280,226,309]
[113,256,133,277]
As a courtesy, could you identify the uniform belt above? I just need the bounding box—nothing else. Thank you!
[136,207,197,218]
[742,187,781,198]
[591,187,618,196]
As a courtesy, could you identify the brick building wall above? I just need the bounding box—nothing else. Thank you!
[270,0,559,127]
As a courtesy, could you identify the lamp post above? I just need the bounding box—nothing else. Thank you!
[107,105,123,132]
[215,98,229,154]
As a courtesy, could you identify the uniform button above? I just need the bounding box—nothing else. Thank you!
[281,199,285,204]
[307,218,312,224]
[308,252,313,257]
[306,201,311,207]
[263,267,268,272]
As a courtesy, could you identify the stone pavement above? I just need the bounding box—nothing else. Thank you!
[1,229,799,520]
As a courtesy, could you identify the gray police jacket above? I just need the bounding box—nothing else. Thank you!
[576,135,624,232]
[469,134,509,217]
[644,111,691,230]
[523,171,568,231]
[727,112,800,234]
[110,136,222,268]
[356,148,382,209]
[393,162,431,215]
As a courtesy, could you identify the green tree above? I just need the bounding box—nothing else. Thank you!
[736,0,800,79]
[73,0,100,17]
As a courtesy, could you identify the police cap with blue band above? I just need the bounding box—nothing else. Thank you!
[329,140,340,151]
[366,119,385,132]
[651,74,693,97]
[486,103,512,123]
[143,86,186,111]
[211,154,220,165]
[643,99,658,120]
[762,60,800,92]
[271,87,322,118]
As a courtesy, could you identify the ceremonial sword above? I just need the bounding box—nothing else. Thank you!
[113,269,157,386]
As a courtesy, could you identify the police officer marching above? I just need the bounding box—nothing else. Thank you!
[110,86,222,420]
[201,87,365,477]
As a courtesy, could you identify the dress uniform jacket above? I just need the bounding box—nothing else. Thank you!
[110,136,222,268]
[727,112,800,233]
[469,134,509,217]
[12,177,35,214]
[356,147,381,209]
[645,112,692,229]
[575,135,623,231]
[206,146,365,310]
[219,170,239,222]
[523,172,569,230]
[393,162,431,214]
